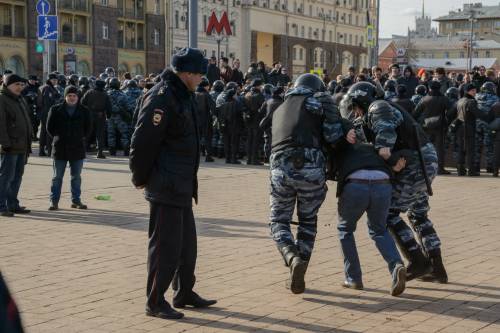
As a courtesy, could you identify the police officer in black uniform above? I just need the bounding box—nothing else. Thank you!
[130,48,216,320]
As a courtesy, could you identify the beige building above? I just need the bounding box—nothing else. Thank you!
[434,2,500,43]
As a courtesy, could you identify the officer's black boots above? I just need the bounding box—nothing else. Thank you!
[457,165,467,176]
[406,249,431,281]
[146,303,184,320]
[97,150,106,159]
[173,291,217,309]
[279,245,308,294]
[419,255,448,284]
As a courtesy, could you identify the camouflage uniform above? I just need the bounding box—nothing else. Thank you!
[107,89,132,149]
[411,94,424,107]
[211,90,224,157]
[384,91,396,101]
[124,86,143,131]
[270,88,344,261]
[367,103,441,258]
[475,92,498,169]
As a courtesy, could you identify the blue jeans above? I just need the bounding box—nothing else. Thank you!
[0,153,26,212]
[338,182,403,283]
[50,159,84,204]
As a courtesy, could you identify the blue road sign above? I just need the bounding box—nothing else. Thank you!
[36,0,51,15]
[38,15,58,40]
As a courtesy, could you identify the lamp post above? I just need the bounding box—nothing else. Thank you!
[468,11,478,72]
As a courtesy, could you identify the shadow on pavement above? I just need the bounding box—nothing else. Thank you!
[26,209,268,239]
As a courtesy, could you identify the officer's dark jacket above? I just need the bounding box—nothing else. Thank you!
[217,90,245,130]
[333,142,392,197]
[489,102,500,132]
[38,82,61,120]
[391,96,415,115]
[81,88,112,117]
[0,85,32,155]
[46,102,92,161]
[259,97,283,133]
[413,91,449,130]
[244,88,265,127]
[195,88,215,131]
[130,70,200,207]
[457,94,491,136]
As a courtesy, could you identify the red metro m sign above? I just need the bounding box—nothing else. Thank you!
[206,11,232,36]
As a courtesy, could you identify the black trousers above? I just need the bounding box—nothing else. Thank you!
[39,117,52,155]
[94,114,107,152]
[426,129,446,170]
[147,203,197,309]
[493,133,500,173]
[457,125,475,171]
[246,126,262,163]
[223,126,240,161]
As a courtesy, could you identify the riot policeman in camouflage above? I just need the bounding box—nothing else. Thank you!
[411,85,427,107]
[107,78,132,156]
[340,82,448,283]
[269,73,355,294]
[474,82,498,173]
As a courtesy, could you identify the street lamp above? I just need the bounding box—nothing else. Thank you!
[468,10,480,72]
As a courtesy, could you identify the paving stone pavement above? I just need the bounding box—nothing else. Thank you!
[1,154,500,333]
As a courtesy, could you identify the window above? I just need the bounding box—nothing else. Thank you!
[308,27,312,38]
[293,47,297,60]
[348,14,352,25]
[349,34,352,45]
[444,51,449,58]
[212,50,216,57]
[175,11,179,28]
[329,30,332,42]
[301,26,304,37]
[102,23,109,40]
[154,29,160,46]
[474,51,479,58]
[355,15,358,26]
[154,0,160,14]
[460,51,465,58]
[486,51,491,58]
[100,0,108,5]
[299,48,303,60]
[355,35,358,45]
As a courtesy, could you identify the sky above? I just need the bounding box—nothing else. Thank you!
[379,0,500,38]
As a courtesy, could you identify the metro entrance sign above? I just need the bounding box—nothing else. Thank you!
[206,12,232,36]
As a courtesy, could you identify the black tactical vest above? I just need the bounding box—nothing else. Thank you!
[271,94,323,153]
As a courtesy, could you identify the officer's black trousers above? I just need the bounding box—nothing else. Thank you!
[493,133,500,173]
[457,125,475,171]
[146,203,197,309]
[246,126,262,163]
[426,129,446,170]
[39,117,52,155]
[224,126,240,161]
[94,114,107,152]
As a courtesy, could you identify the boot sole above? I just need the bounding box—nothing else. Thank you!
[146,310,184,320]
[289,260,307,294]
[391,266,406,296]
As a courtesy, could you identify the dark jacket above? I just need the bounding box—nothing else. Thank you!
[81,88,112,118]
[130,70,200,207]
[413,91,449,131]
[46,102,92,161]
[457,94,487,137]
[0,272,24,333]
[38,82,61,121]
[397,76,420,97]
[0,85,32,155]
[230,68,244,86]
[391,97,415,115]
[206,64,221,85]
[244,88,266,128]
[195,88,215,133]
[259,97,284,134]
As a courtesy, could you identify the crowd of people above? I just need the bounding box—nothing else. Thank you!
[1,47,500,322]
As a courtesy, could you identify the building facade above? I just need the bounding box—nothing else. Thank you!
[1,0,165,78]
[434,2,500,43]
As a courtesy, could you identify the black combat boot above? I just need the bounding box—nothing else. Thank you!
[457,165,466,176]
[279,245,308,294]
[467,170,480,177]
[97,150,106,159]
[493,168,499,177]
[406,249,432,281]
[419,255,448,284]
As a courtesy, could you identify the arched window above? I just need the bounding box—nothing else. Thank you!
[133,64,144,76]
[118,63,129,77]
[6,56,25,77]
[78,61,91,76]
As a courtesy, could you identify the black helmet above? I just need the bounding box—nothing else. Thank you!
[481,81,497,95]
[212,80,225,92]
[346,82,377,111]
[95,79,106,89]
[68,74,79,85]
[105,67,115,76]
[429,80,441,91]
[199,77,210,88]
[78,76,89,87]
[293,73,325,92]
[263,84,274,95]
[445,87,459,100]
[384,80,396,92]
[415,85,427,96]
[225,81,239,91]
[327,80,337,94]
[127,79,138,89]
[109,77,120,90]
[99,73,108,81]
[340,77,352,88]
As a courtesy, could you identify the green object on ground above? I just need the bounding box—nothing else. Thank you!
[95,195,111,201]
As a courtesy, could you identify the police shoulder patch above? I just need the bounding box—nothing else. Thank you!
[153,109,164,126]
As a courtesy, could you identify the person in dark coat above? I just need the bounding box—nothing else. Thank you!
[489,102,500,177]
[0,271,24,333]
[413,80,451,174]
[243,79,266,165]
[22,75,40,141]
[391,84,415,114]
[46,86,92,210]
[206,56,220,85]
[217,82,245,164]
[38,73,61,156]
[195,78,216,162]
[130,48,217,321]
[397,66,420,97]
[230,59,244,86]
[259,86,284,163]
[0,74,32,217]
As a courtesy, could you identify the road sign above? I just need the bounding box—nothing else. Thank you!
[37,15,58,40]
[396,48,407,57]
[367,24,375,46]
[36,0,51,15]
